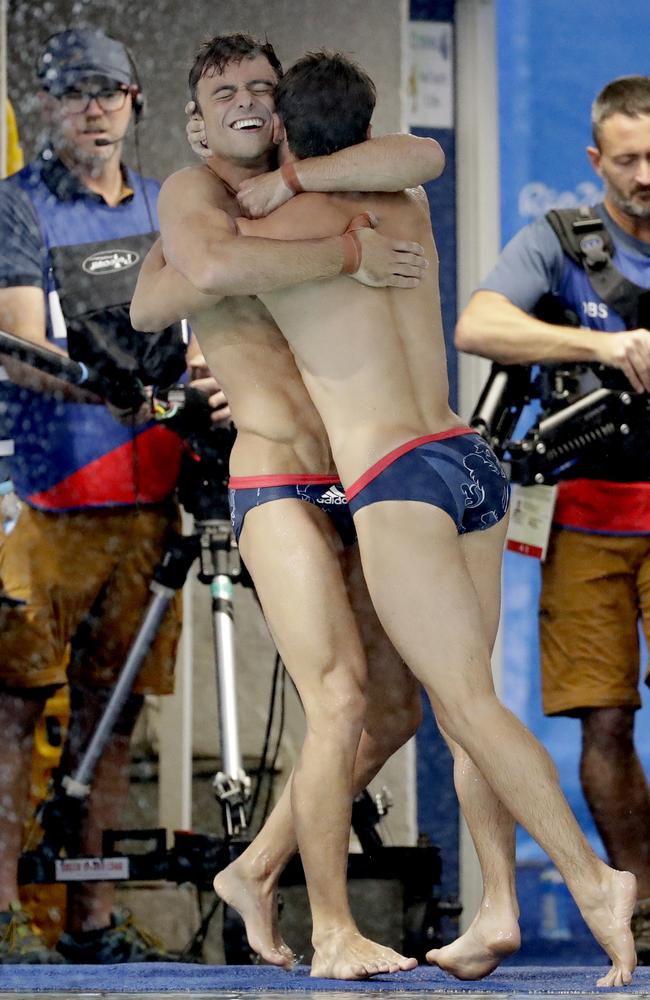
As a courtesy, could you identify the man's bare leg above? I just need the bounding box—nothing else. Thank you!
[427,526,519,978]
[354,502,636,988]
[217,537,520,979]
[580,707,650,898]
[227,501,416,978]
[213,652,421,969]
[62,687,143,932]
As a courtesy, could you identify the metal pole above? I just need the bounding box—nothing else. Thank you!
[64,585,175,798]
[212,569,242,783]
[200,520,249,837]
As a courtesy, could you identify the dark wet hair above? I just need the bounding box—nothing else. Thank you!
[188,32,283,108]
[275,50,376,159]
[592,75,650,148]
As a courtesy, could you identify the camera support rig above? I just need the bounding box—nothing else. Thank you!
[470,361,647,485]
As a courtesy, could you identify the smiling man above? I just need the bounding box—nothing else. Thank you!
[131,32,451,979]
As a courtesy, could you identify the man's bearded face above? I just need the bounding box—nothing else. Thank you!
[596,112,650,220]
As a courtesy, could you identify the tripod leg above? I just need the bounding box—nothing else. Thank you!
[211,569,249,837]
[197,519,251,838]
[66,585,176,795]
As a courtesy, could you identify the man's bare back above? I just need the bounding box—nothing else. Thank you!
[238,187,463,484]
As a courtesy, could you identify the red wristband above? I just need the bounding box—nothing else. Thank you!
[340,231,362,275]
[346,211,375,232]
[281,161,304,194]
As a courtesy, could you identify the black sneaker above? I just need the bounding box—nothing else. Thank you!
[56,909,179,963]
[0,902,65,964]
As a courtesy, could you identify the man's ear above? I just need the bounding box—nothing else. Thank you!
[366,124,372,139]
[586,144,602,176]
[272,112,285,146]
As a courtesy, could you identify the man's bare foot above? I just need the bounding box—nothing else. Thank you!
[426,907,520,980]
[578,868,637,988]
[311,928,417,980]
[213,862,295,968]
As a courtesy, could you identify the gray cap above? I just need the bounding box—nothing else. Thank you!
[37,28,134,96]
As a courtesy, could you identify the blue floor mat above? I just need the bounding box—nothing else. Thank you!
[1,963,649,993]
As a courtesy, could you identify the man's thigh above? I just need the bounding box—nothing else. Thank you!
[352,501,498,707]
[341,542,418,708]
[238,498,367,696]
[540,528,645,716]
[0,506,110,688]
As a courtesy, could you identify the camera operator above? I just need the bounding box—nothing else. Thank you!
[0,28,227,964]
[455,75,650,959]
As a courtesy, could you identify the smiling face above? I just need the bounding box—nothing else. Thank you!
[196,55,278,165]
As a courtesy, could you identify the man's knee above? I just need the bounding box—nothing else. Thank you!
[367,687,422,753]
[0,684,56,738]
[581,706,637,756]
[303,667,367,734]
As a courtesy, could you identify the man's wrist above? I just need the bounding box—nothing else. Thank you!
[340,231,361,275]
[280,161,304,195]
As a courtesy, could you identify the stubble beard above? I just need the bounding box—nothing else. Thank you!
[48,123,113,176]
[604,176,650,221]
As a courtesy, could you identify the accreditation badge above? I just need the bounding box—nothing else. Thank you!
[505,484,558,561]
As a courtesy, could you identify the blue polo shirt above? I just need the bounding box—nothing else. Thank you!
[0,151,184,510]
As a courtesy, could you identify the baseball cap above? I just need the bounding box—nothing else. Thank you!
[37,28,134,96]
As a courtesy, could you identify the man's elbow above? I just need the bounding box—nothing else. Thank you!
[130,301,159,333]
[189,258,235,296]
[424,138,445,180]
[454,308,483,355]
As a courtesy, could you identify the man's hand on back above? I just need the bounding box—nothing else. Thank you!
[350,225,428,289]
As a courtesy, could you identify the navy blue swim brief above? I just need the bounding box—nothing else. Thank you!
[228,474,357,546]
[346,428,510,534]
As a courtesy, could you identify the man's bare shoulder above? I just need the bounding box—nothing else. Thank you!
[160,164,231,211]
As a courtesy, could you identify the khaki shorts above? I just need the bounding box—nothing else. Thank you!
[540,527,650,716]
[0,504,182,694]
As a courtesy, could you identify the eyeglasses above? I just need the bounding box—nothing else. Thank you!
[59,87,131,114]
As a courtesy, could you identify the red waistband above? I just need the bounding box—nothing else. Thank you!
[346,427,472,501]
[229,473,339,490]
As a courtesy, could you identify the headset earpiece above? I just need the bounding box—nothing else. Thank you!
[129,84,145,123]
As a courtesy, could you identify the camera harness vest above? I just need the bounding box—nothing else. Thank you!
[545,205,650,330]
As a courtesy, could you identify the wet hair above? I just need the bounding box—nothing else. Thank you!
[275,51,376,159]
[188,32,283,109]
[592,75,650,148]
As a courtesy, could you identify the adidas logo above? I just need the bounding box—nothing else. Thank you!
[317,485,347,505]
